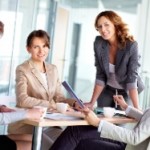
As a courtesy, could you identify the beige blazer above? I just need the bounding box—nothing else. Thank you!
[100,107,150,150]
[8,59,74,134]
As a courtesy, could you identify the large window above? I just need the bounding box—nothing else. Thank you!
[56,0,144,107]
[0,0,53,95]
[0,0,150,109]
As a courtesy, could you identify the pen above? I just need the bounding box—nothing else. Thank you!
[115,89,118,109]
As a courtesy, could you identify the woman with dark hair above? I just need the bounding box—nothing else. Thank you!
[8,29,76,149]
[84,10,144,110]
[50,10,144,150]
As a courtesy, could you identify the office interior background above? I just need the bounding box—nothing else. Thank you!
[0,0,150,110]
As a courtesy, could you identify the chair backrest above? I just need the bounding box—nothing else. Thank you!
[0,96,16,107]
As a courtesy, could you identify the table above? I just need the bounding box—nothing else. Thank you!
[23,114,136,150]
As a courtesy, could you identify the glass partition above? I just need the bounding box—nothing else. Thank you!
[0,0,150,109]
[0,0,52,95]
[56,0,142,107]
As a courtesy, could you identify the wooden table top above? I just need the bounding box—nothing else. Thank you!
[23,113,136,127]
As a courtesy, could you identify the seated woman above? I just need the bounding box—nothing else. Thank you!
[8,29,76,150]
[50,95,149,150]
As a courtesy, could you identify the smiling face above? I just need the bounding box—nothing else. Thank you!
[96,16,116,42]
[27,37,49,63]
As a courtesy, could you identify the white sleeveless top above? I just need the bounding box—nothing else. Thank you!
[107,63,123,89]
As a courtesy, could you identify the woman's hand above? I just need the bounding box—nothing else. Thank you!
[26,108,44,120]
[72,101,80,110]
[84,102,94,110]
[113,95,128,110]
[82,107,100,127]
[0,105,15,112]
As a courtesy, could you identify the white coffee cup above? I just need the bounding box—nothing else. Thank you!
[56,103,68,113]
[103,107,115,118]
[33,106,47,119]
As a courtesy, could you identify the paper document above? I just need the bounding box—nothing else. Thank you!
[45,113,82,120]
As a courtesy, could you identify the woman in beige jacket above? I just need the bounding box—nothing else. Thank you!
[8,29,76,149]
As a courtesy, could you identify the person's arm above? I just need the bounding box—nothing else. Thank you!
[100,116,149,146]
[125,106,143,121]
[85,95,143,127]
[84,84,104,109]
[83,95,146,146]
[83,108,101,127]
[0,110,27,125]
[0,105,15,112]
[0,111,26,124]
[83,107,148,146]
[129,88,139,109]
[84,37,106,109]
[113,95,143,120]
[126,41,141,109]
[0,108,44,125]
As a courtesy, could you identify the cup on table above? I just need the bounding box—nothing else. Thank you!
[56,102,68,113]
[103,107,115,118]
[33,106,47,119]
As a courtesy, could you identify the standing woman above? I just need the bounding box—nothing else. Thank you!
[49,11,145,150]
[85,10,144,109]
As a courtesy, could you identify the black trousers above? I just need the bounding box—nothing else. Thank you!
[50,126,126,150]
[98,85,129,110]
[75,138,126,150]
[0,135,16,150]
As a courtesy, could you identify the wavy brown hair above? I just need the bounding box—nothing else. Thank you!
[95,10,134,47]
